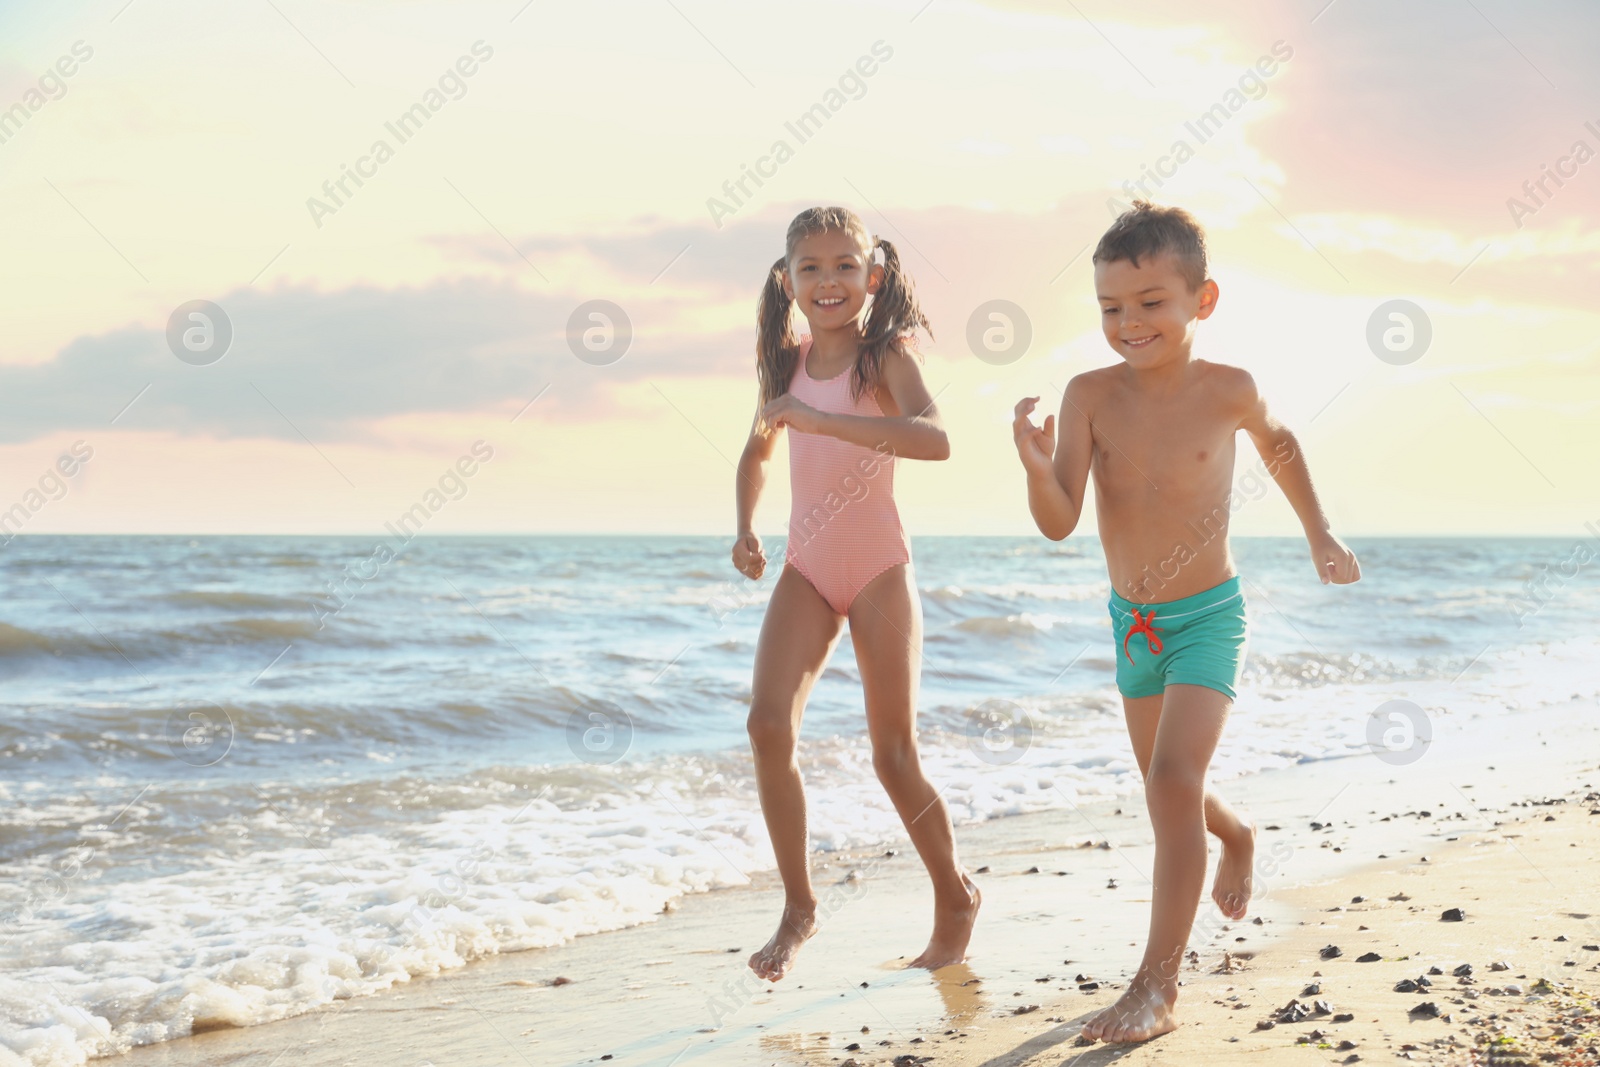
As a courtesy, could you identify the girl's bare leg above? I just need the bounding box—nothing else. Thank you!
[746,564,846,981]
[1082,684,1236,1043]
[849,563,980,969]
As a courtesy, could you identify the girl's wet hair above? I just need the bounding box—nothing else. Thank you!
[755,206,932,421]
[1093,199,1209,292]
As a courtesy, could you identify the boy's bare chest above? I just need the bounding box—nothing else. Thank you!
[1089,401,1237,494]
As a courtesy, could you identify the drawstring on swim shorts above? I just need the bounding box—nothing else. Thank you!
[1124,609,1164,664]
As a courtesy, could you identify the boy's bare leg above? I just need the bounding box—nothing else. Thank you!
[1082,684,1235,1043]
[1119,691,1256,917]
[746,565,847,981]
[850,564,980,969]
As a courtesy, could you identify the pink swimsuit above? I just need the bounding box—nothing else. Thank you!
[784,336,911,615]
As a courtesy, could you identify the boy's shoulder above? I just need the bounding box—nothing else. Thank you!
[1064,363,1122,396]
[1190,359,1261,412]
[1191,358,1257,392]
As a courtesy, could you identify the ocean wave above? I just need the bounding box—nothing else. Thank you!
[162,590,312,611]
[0,688,652,772]
[0,614,506,663]
[948,614,1057,638]
[0,623,55,657]
[923,581,1102,606]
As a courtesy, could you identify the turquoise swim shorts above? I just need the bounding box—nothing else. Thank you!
[1108,576,1248,700]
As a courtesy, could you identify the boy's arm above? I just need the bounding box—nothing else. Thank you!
[1234,371,1360,585]
[733,415,780,579]
[762,347,949,461]
[1012,376,1093,541]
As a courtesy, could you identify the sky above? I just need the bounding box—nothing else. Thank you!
[1,0,1596,537]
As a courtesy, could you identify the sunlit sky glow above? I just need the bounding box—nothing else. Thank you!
[2,0,1596,537]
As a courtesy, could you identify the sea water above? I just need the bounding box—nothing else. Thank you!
[0,534,1594,1064]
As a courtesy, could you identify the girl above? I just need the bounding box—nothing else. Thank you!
[731,206,979,981]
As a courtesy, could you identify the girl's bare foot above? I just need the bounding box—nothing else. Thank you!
[748,902,818,982]
[1080,972,1179,1043]
[908,875,981,969]
[1211,818,1256,920]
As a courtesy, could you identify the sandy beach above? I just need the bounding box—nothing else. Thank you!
[101,693,1600,1067]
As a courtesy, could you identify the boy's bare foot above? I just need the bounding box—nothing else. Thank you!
[1211,818,1256,920]
[908,875,981,969]
[1080,973,1179,1043]
[748,902,818,982]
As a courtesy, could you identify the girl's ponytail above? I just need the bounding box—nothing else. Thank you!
[755,255,798,426]
[856,236,932,401]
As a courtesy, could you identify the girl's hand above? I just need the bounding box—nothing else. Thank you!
[1012,397,1056,477]
[760,394,826,436]
[732,531,766,579]
[1309,531,1360,585]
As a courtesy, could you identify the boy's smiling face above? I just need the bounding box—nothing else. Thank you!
[783,228,881,330]
[1094,251,1219,369]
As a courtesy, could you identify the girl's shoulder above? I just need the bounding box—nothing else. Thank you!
[882,332,924,363]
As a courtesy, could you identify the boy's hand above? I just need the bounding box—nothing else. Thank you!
[732,531,766,580]
[760,394,825,436]
[1309,531,1360,585]
[1012,397,1057,476]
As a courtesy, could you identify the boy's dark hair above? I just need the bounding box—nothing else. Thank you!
[1093,200,1209,291]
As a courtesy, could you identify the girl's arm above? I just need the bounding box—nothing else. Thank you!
[760,347,950,461]
[1235,372,1360,584]
[1013,376,1093,541]
[733,415,780,579]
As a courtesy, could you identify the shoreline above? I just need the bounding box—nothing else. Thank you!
[107,696,1600,1067]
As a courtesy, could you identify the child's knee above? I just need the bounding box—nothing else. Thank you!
[870,735,919,784]
[746,708,796,756]
[1144,763,1204,821]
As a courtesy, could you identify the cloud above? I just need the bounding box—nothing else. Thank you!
[1250,0,1600,228]
[12,163,1591,449]
[427,211,791,299]
[0,195,1128,446]
[1279,212,1600,266]
[0,279,749,443]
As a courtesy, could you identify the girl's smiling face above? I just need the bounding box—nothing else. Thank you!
[783,229,881,329]
[1094,252,1218,369]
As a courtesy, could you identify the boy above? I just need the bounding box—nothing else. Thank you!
[1011,201,1359,1043]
